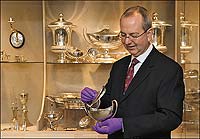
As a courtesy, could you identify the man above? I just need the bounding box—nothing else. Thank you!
[81,6,185,138]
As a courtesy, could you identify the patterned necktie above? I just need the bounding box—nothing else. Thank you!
[124,58,139,92]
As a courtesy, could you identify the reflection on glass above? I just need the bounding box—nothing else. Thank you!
[179,12,198,64]
[151,12,172,53]
[152,28,161,46]
[55,28,67,46]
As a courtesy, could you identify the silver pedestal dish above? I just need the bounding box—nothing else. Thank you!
[83,25,122,63]
[66,48,87,63]
[46,93,84,109]
[44,111,63,131]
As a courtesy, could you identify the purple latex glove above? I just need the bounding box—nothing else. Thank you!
[80,87,98,104]
[92,118,123,134]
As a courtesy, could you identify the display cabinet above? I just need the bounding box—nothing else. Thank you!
[1,1,199,138]
[37,1,176,131]
[1,1,44,131]
[173,1,199,138]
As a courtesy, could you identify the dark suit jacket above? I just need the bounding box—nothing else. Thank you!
[100,47,185,139]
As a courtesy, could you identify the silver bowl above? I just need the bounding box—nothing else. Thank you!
[84,100,118,121]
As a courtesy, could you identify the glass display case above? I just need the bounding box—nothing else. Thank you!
[174,1,199,138]
[1,1,199,138]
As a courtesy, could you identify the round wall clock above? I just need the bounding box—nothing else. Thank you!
[9,31,25,48]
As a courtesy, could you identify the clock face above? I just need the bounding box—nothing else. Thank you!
[9,31,25,48]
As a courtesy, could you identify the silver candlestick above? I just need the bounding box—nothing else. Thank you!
[11,102,19,131]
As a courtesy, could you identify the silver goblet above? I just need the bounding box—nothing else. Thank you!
[44,111,63,130]
[19,92,33,131]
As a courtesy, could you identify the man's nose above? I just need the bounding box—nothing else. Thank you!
[124,36,133,45]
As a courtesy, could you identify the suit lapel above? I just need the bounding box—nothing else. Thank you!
[115,56,131,102]
[119,47,158,103]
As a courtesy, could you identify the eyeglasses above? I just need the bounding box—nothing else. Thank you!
[119,29,148,40]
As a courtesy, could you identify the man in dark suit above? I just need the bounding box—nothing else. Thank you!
[81,6,185,138]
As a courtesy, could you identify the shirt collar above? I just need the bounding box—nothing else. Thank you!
[131,44,153,63]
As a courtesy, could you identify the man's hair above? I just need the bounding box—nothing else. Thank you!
[120,6,152,31]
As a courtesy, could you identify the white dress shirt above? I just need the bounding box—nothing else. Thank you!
[129,44,153,77]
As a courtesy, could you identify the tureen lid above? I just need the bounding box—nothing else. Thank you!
[152,12,172,27]
[48,13,73,27]
[180,13,198,27]
[92,28,119,36]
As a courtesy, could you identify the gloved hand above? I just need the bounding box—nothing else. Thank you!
[80,87,98,104]
[92,118,123,134]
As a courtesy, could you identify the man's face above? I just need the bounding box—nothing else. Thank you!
[120,13,152,57]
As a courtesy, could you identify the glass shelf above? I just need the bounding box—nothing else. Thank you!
[182,63,199,65]
[46,62,113,64]
[0,61,44,64]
